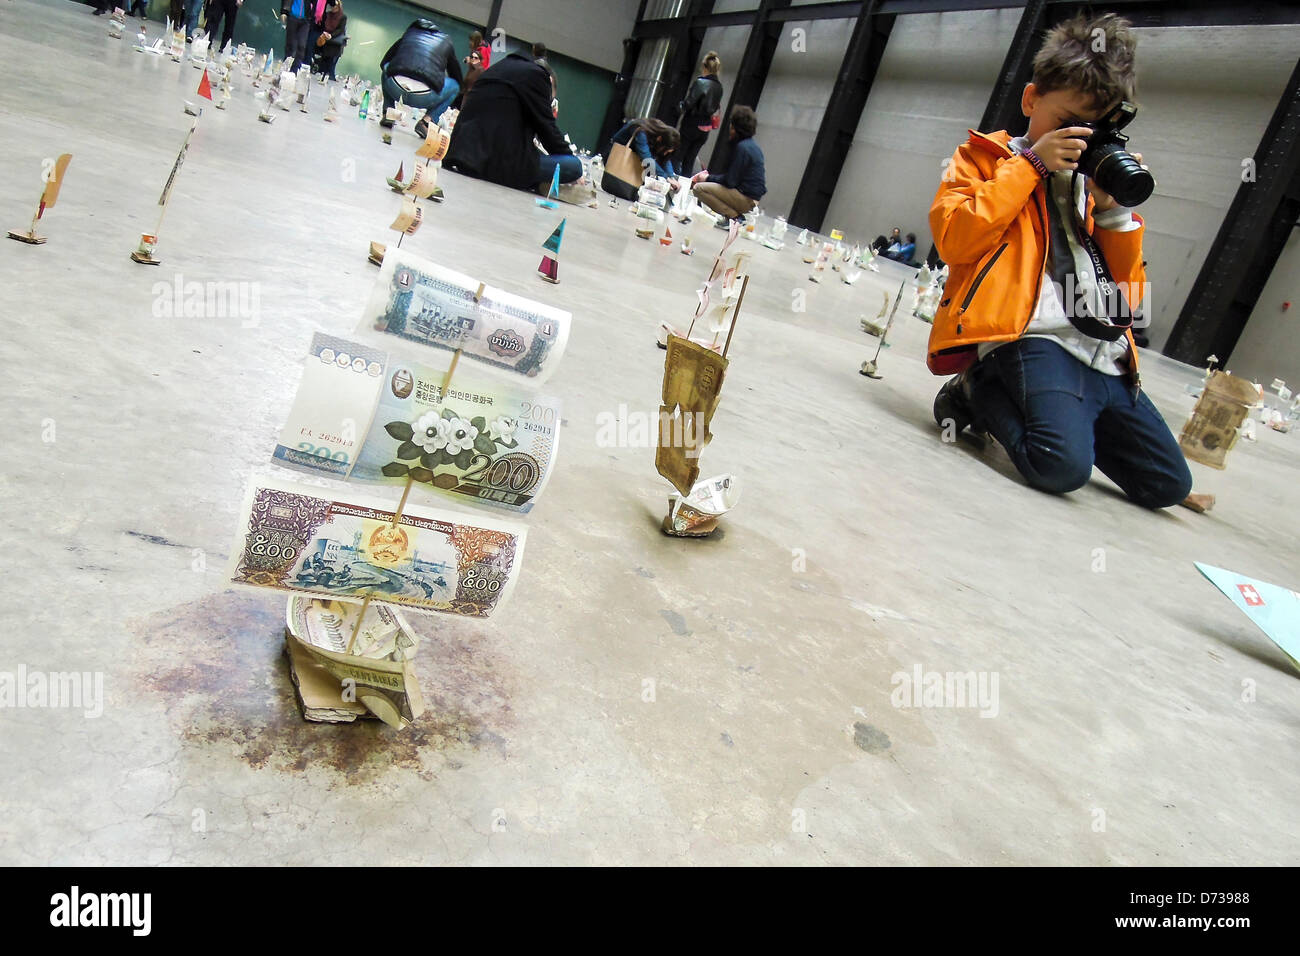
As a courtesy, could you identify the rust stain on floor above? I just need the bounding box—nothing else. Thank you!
[128,590,514,783]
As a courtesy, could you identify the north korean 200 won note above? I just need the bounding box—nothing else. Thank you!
[273,333,388,477]
[227,478,527,618]
[273,335,562,513]
[360,247,571,386]
[353,359,561,513]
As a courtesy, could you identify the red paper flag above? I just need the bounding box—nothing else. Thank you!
[197,70,213,101]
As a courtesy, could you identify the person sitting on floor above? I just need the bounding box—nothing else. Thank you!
[883,232,917,263]
[689,105,766,225]
[872,227,901,254]
[442,54,580,193]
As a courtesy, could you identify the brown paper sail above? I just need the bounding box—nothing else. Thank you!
[416,125,451,161]
[404,162,438,199]
[1179,371,1260,469]
[40,154,73,209]
[9,153,74,243]
[655,335,729,495]
[389,197,422,236]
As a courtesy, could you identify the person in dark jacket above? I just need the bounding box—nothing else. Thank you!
[204,0,242,52]
[677,51,722,176]
[379,19,462,132]
[281,0,312,68]
[690,105,765,222]
[313,0,347,80]
[443,53,580,193]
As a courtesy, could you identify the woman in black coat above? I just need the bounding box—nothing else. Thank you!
[677,51,723,176]
[442,53,580,192]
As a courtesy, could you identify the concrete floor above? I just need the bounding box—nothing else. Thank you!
[2,0,1298,865]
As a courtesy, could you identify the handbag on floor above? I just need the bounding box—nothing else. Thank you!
[601,140,642,201]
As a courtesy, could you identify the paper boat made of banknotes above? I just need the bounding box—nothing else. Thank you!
[284,596,426,728]
[663,474,740,537]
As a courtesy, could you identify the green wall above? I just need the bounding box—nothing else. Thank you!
[120,0,613,151]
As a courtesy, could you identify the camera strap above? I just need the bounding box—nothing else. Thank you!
[1045,171,1133,342]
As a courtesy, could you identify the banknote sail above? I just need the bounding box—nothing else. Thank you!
[285,596,425,729]
[361,247,571,385]
[228,478,526,618]
[274,333,562,512]
[273,332,389,478]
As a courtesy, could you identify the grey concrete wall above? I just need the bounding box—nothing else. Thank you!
[497,0,642,72]
[405,0,640,72]
[1123,25,1300,353]
[751,18,854,216]
[822,10,1018,253]
[1225,229,1300,386]
[406,0,493,28]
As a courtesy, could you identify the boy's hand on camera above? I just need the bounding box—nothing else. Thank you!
[1088,152,1142,212]
[1030,126,1092,172]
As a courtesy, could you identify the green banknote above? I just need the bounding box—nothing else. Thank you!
[274,333,562,513]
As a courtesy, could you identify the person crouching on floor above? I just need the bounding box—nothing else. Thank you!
[927,12,1190,509]
[689,105,766,226]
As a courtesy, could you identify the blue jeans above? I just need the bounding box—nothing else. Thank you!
[968,338,1192,508]
[537,154,582,189]
[381,74,460,124]
[185,0,203,35]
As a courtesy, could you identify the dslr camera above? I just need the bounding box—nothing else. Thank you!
[1068,101,1154,207]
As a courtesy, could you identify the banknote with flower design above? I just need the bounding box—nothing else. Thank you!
[274,333,561,513]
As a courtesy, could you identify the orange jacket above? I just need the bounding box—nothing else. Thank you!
[927,129,1146,377]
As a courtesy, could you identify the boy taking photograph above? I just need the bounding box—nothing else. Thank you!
[928,12,1191,509]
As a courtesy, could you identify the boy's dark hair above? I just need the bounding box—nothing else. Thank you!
[533,42,547,58]
[1032,12,1137,109]
[730,105,757,138]
[906,233,916,243]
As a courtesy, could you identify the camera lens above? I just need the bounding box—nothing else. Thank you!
[1081,142,1154,207]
